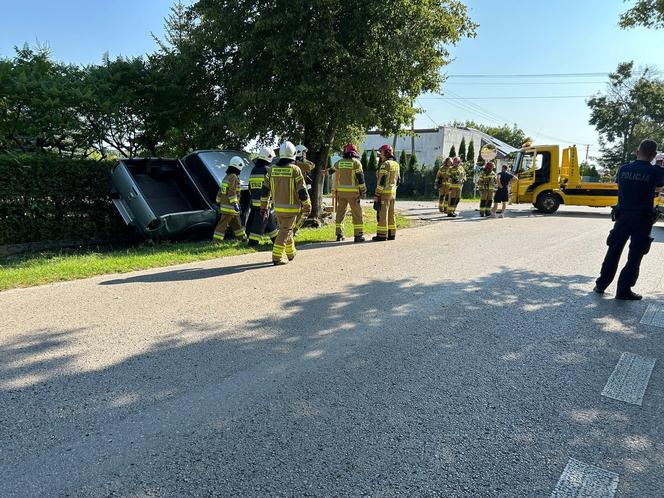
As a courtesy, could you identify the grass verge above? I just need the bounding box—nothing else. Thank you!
[0,208,410,291]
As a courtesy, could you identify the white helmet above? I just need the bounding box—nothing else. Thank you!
[295,144,308,158]
[279,141,297,160]
[257,147,274,162]
[229,156,245,171]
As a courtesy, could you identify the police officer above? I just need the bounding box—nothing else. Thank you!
[213,156,248,242]
[261,141,311,265]
[246,147,278,246]
[327,143,367,242]
[373,144,400,241]
[595,140,663,300]
[434,157,452,213]
[477,162,496,217]
[446,156,466,217]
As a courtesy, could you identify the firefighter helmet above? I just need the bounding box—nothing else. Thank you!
[257,147,275,163]
[279,141,297,160]
[343,143,360,158]
[229,156,245,171]
[295,144,308,158]
[485,162,494,172]
[378,144,394,158]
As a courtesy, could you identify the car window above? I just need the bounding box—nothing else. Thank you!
[197,151,253,185]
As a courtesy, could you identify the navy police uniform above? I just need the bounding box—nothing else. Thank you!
[596,160,664,295]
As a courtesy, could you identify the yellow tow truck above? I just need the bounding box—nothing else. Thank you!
[510,144,617,213]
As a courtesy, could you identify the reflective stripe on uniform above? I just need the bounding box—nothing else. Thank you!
[213,232,224,240]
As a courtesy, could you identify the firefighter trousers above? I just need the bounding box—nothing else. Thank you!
[377,195,396,238]
[214,213,246,241]
[447,186,462,214]
[479,190,493,216]
[273,214,297,263]
[596,214,654,293]
[438,184,449,212]
[246,207,278,245]
[336,193,364,237]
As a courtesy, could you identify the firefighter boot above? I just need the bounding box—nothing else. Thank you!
[354,235,366,243]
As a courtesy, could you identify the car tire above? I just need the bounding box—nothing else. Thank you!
[535,192,560,214]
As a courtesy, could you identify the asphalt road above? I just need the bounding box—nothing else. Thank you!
[2,201,664,497]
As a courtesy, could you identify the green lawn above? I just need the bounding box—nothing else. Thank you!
[0,208,410,291]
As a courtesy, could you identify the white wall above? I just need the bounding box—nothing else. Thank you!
[360,127,487,169]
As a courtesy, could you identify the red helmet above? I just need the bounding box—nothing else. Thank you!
[378,144,394,157]
[343,143,359,158]
[485,162,494,172]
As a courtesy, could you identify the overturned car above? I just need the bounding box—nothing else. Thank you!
[110,150,253,240]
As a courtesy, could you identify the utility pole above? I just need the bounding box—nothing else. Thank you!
[584,144,590,163]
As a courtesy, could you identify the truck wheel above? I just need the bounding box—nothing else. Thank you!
[536,192,560,214]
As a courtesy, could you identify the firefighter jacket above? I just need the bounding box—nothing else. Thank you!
[435,166,450,188]
[216,172,240,215]
[296,159,315,183]
[261,161,312,215]
[329,157,367,195]
[376,159,400,199]
[249,159,270,208]
[449,165,467,187]
[477,169,497,192]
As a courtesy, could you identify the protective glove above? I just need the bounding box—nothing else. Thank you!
[234,204,240,213]
[260,208,268,221]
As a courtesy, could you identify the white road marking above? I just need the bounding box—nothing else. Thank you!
[601,352,656,406]
[550,458,619,498]
[640,303,664,328]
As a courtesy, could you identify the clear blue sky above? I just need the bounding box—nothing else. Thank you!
[1,0,662,160]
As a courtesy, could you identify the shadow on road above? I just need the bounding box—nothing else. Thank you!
[1,269,660,496]
[99,262,275,285]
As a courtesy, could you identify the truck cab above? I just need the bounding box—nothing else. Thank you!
[511,144,617,213]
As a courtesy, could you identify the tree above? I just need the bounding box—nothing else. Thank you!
[588,62,664,172]
[450,120,527,148]
[361,150,368,170]
[368,150,378,171]
[620,0,664,29]
[186,0,476,218]
[408,152,418,173]
[458,137,466,161]
[0,45,94,157]
[467,140,475,164]
[398,149,408,170]
[449,145,456,157]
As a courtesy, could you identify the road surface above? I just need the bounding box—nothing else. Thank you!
[1,201,663,497]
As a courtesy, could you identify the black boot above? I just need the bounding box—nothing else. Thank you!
[354,235,366,243]
[336,234,345,242]
[247,239,259,247]
[615,290,643,301]
[387,233,396,241]
[372,235,387,241]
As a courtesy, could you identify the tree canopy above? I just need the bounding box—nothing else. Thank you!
[587,61,664,171]
[186,0,476,215]
[620,0,664,29]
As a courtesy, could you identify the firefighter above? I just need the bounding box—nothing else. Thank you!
[477,162,496,217]
[327,143,367,242]
[373,144,400,241]
[446,156,466,217]
[261,141,311,265]
[213,156,247,242]
[246,147,278,246]
[434,157,452,213]
[294,144,315,234]
[295,144,315,184]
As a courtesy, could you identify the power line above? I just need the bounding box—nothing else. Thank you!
[446,72,610,79]
[423,95,593,100]
[432,89,595,146]
[444,81,607,86]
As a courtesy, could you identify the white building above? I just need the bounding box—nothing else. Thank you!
[360,126,518,168]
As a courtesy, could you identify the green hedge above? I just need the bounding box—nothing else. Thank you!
[0,154,132,246]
